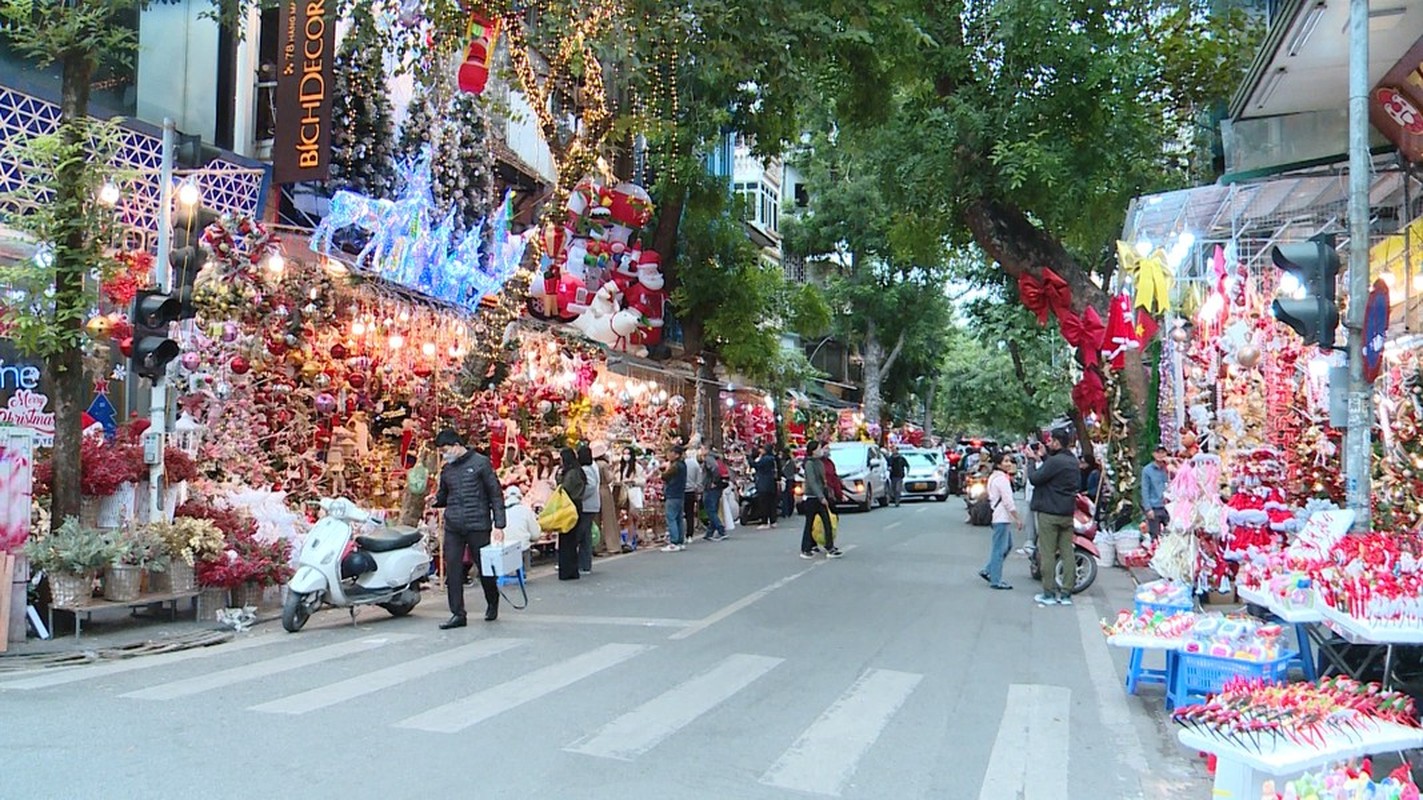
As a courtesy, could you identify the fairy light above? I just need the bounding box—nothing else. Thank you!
[388,333,405,351]
[422,342,437,357]
[98,181,120,206]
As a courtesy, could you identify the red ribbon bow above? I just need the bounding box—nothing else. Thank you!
[1018,268,1073,325]
[1059,306,1106,367]
[1071,369,1107,418]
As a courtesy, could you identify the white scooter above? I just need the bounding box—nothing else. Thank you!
[282,498,431,633]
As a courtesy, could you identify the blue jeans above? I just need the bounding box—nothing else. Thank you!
[703,488,725,538]
[665,496,685,545]
[984,522,1012,585]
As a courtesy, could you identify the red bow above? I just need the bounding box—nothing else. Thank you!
[1071,369,1107,418]
[1059,306,1106,367]
[1018,269,1073,325]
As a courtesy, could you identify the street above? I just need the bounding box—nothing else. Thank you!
[0,498,1208,800]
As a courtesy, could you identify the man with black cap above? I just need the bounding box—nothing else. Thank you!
[432,428,506,628]
[1027,428,1080,606]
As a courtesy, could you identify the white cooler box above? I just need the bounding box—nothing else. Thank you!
[480,542,524,577]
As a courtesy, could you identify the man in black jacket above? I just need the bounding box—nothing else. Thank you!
[432,429,506,628]
[886,445,910,507]
[1027,429,1080,607]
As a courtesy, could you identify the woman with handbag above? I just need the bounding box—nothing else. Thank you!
[556,448,586,580]
[752,444,779,529]
[594,445,620,558]
[980,453,1021,590]
[614,446,646,548]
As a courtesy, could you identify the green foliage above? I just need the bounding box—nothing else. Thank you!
[0,0,139,72]
[22,516,120,574]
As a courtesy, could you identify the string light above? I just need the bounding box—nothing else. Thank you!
[178,179,200,207]
[98,181,120,206]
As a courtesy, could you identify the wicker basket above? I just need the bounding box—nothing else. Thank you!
[49,571,95,608]
[230,582,263,609]
[196,587,227,621]
[150,562,195,593]
[103,565,143,602]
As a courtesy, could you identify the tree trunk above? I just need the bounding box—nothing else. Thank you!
[699,355,722,449]
[48,51,95,533]
[922,380,936,437]
[862,318,884,431]
[963,197,1110,314]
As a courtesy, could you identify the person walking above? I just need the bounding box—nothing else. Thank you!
[799,440,843,559]
[556,447,586,580]
[701,445,729,541]
[594,445,620,557]
[887,444,909,507]
[576,444,600,573]
[779,446,798,520]
[1142,446,1170,539]
[683,442,705,541]
[661,444,688,552]
[752,444,779,529]
[1027,429,1080,606]
[431,429,506,628]
[979,452,1020,590]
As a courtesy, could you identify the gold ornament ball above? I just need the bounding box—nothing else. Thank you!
[1170,326,1190,343]
[85,316,113,339]
[1236,345,1261,368]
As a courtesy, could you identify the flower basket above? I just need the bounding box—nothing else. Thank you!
[102,564,142,602]
[49,571,95,608]
[79,496,101,528]
[230,581,263,609]
[196,587,227,621]
[151,561,195,593]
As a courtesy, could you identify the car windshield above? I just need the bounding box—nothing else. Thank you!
[904,453,935,470]
[827,446,869,474]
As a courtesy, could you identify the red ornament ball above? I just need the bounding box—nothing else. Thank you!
[347,372,366,390]
[413,364,433,379]
[330,343,348,360]
[229,356,250,375]
[118,337,133,358]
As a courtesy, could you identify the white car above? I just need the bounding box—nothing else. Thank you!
[898,449,949,502]
[825,442,889,512]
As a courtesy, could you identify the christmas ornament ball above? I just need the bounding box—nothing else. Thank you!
[315,373,331,389]
[413,364,433,379]
[1236,345,1261,368]
[229,355,250,375]
[222,322,240,343]
[348,373,367,390]
[180,352,202,372]
[215,382,232,399]
[330,343,348,360]
[85,315,113,339]
[537,400,553,415]
[301,361,322,380]
[669,395,686,411]
[1170,326,1190,343]
[284,334,300,348]
[315,393,337,414]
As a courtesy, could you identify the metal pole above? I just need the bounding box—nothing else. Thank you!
[149,119,174,521]
[1406,167,1416,333]
[1344,0,1372,531]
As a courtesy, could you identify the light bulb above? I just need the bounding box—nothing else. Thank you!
[98,181,120,206]
[264,253,286,274]
[177,180,200,206]
[422,342,437,357]
[351,321,366,336]
[388,334,405,351]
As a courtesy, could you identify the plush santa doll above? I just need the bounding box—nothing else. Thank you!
[611,244,642,292]
[625,252,666,346]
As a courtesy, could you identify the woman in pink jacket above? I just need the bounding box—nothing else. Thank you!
[979,453,1022,590]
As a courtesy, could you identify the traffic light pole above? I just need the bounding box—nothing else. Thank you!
[148,118,175,522]
[1344,0,1372,531]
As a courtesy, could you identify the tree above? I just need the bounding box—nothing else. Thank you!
[329,3,398,198]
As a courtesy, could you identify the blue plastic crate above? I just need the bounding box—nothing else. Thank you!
[1167,650,1295,709]
[1134,599,1193,616]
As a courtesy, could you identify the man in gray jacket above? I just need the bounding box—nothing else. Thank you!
[432,429,506,628]
[1027,429,1080,606]
[799,440,843,559]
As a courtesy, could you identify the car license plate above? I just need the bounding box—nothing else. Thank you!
[912,482,930,492]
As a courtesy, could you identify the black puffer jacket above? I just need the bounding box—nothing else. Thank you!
[433,449,506,541]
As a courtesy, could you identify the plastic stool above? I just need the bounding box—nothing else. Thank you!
[1289,622,1317,681]
[1124,647,1172,695]
[497,567,526,589]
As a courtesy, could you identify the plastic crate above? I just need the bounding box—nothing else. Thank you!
[1134,599,1193,616]
[1167,650,1295,709]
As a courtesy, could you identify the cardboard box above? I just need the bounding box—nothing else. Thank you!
[1206,589,1238,606]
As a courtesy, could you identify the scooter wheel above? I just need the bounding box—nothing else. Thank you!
[282,590,314,632]
[380,592,420,617]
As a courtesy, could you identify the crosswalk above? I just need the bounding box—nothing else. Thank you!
[0,631,1042,797]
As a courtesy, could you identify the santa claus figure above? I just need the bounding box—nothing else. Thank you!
[625,252,666,347]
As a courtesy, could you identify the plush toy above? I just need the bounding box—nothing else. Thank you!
[625,252,666,347]
[572,283,641,349]
[608,182,654,228]
[611,245,642,291]
[556,272,590,317]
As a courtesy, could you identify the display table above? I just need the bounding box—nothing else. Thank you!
[1178,721,1423,800]
[49,590,200,641]
[1237,586,1321,681]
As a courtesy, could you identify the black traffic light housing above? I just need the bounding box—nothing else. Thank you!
[1270,233,1341,351]
[130,290,181,382]
[170,204,219,319]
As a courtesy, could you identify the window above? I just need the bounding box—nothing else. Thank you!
[734,182,757,222]
[761,184,779,233]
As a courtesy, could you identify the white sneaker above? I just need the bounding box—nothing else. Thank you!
[661,544,683,552]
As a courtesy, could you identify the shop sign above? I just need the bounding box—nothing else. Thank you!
[1370,37,1423,164]
[273,0,335,183]
[0,390,54,447]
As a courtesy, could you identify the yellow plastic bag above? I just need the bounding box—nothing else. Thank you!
[811,510,838,547]
[538,487,579,533]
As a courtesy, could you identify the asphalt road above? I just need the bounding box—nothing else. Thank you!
[0,496,1209,800]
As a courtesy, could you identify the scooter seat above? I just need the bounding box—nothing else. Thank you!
[356,530,423,552]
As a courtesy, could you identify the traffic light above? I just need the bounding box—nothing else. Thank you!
[170,204,218,319]
[1270,233,1341,350]
[130,290,181,382]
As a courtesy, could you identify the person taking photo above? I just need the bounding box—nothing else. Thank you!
[1027,429,1080,607]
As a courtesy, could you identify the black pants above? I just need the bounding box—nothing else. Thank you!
[758,489,778,523]
[444,529,498,618]
[557,526,582,580]
[800,497,834,553]
[684,492,700,537]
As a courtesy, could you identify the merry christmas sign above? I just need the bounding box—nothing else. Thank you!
[0,390,54,447]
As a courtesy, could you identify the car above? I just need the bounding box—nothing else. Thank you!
[898,449,949,502]
[825,441,889,512]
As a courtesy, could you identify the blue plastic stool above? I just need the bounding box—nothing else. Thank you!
[1124,647,1173,695]
[496,567,525,589]
[621,529,637,552]
[1288,622,1317,681]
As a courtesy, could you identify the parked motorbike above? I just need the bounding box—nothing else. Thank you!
[282,498,431,633]
[964,473,991,526]
[1027,494,1100,593]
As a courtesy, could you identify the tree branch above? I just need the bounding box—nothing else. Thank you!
[1006,339,1035,397]
[881,329,907,375]
[963,197,1110,314]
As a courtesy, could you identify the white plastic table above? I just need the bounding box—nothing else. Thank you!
[1178,721,1423,799]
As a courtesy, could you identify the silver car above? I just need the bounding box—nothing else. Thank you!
[898,449,949,502]
[825,442,889,512]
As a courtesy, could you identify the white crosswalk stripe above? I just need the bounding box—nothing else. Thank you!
[759,668,923,796]
[978,684,1071,800]
[122,634,415,701]
[0,634,285,691]
[565,653,784,760]
[249,637,527,715]
[395,642,652,734]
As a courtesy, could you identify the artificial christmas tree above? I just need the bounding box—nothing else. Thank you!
[330,5,397,198]
[398,72,495,238]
